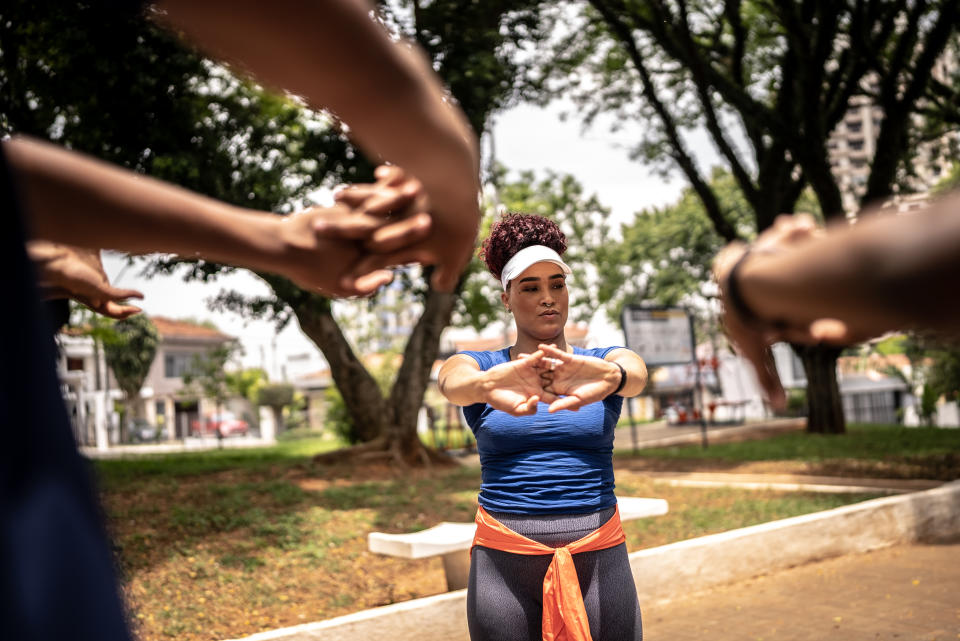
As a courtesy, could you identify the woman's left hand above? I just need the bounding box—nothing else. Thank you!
[536,344,623,413]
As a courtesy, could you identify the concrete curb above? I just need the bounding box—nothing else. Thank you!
[225,480,960,641]
[630,479,960,605]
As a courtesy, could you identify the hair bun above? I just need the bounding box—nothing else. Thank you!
[480,213,567,281]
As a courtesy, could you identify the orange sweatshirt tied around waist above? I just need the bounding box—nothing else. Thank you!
[472,505,626,641]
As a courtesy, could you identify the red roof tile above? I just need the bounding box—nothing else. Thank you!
[151,316,233,341]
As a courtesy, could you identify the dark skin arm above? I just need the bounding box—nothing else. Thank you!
[7,136,430,297]
[714,190,960,406]
[155,0,481,291]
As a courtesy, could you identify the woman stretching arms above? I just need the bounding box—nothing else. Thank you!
[438,214,648,641]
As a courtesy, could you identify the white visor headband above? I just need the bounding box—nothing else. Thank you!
[500,245,572,291]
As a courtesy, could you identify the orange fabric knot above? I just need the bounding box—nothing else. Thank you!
[472,505,626,641]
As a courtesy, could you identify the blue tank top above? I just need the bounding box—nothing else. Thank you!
[460,346,625,514]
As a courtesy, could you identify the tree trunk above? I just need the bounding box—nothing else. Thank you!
[271,406,284,435]
[293,288,457,467]
[794,344,845,434]
[293,298,391,444]
[119,400,130,444]
[388,289,458,465]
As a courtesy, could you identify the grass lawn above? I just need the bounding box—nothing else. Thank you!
[619,423,960,480]
[93,434,888,641]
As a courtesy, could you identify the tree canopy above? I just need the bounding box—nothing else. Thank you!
[527,0,960,433]
[1,0,557,464]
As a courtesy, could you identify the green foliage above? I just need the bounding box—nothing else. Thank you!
[182,343,238,410]
[283,392,310,431]
[226,368,269,404]
[931,162,960,196]
[381,1,554,136]
[0,0,369,289]
[254,383,295,410]
[0,1,562,449]
[927,347,960,403]
[323,386,356,445]
[884,334,960,423]
[598,168,754,323]
[102,314,158,407]
[529,2,960,435]
[538,2,959,223]
[919,384,939,426]
[875,335,908,356]
[785,389,808,416]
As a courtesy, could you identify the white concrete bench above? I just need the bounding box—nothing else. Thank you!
[368,497,669,591]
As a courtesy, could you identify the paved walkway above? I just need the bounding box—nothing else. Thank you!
[81,435,274,459]
[612,417,806,451]
[643,542,960,640]
[620,470,943,494]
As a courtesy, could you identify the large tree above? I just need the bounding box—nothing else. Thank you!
[534,0,960,433]
[1,1,550,464]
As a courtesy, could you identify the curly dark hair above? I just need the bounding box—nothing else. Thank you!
[479,213,567,282]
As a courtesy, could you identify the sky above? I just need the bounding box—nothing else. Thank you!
[102,101,719,380]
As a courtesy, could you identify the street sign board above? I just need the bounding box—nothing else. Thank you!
[621,306,694,366]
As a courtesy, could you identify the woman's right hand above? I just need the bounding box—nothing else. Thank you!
[481,351,559,416]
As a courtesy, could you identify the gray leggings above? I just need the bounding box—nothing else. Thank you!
[466,507,643,641]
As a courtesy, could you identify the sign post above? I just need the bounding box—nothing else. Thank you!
[621,306,708,449]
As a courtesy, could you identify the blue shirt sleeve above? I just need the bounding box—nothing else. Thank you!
[458,350,496,371]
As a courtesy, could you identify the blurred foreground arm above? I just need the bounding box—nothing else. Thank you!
[155,0,481,291]
[714,190,960,405]
[6,136,431,297]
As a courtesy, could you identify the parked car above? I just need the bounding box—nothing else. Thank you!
[129,418,160,443]
[190,411,249,438]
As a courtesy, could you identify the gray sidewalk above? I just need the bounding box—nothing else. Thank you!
[612,417,806,452]
[643,542,960,640]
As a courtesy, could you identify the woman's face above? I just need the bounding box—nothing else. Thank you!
[502,261,569,341]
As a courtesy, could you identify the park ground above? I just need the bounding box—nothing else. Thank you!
[91,423,960,641]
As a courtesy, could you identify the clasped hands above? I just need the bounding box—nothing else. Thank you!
[483,344,623,416]
[30,164,458,318]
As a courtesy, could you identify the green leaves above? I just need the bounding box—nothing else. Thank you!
[102,314,158,401]
[596,168,752,322]
[182,344,238,406]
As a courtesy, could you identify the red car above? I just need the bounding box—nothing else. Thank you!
[190,411,249,437]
